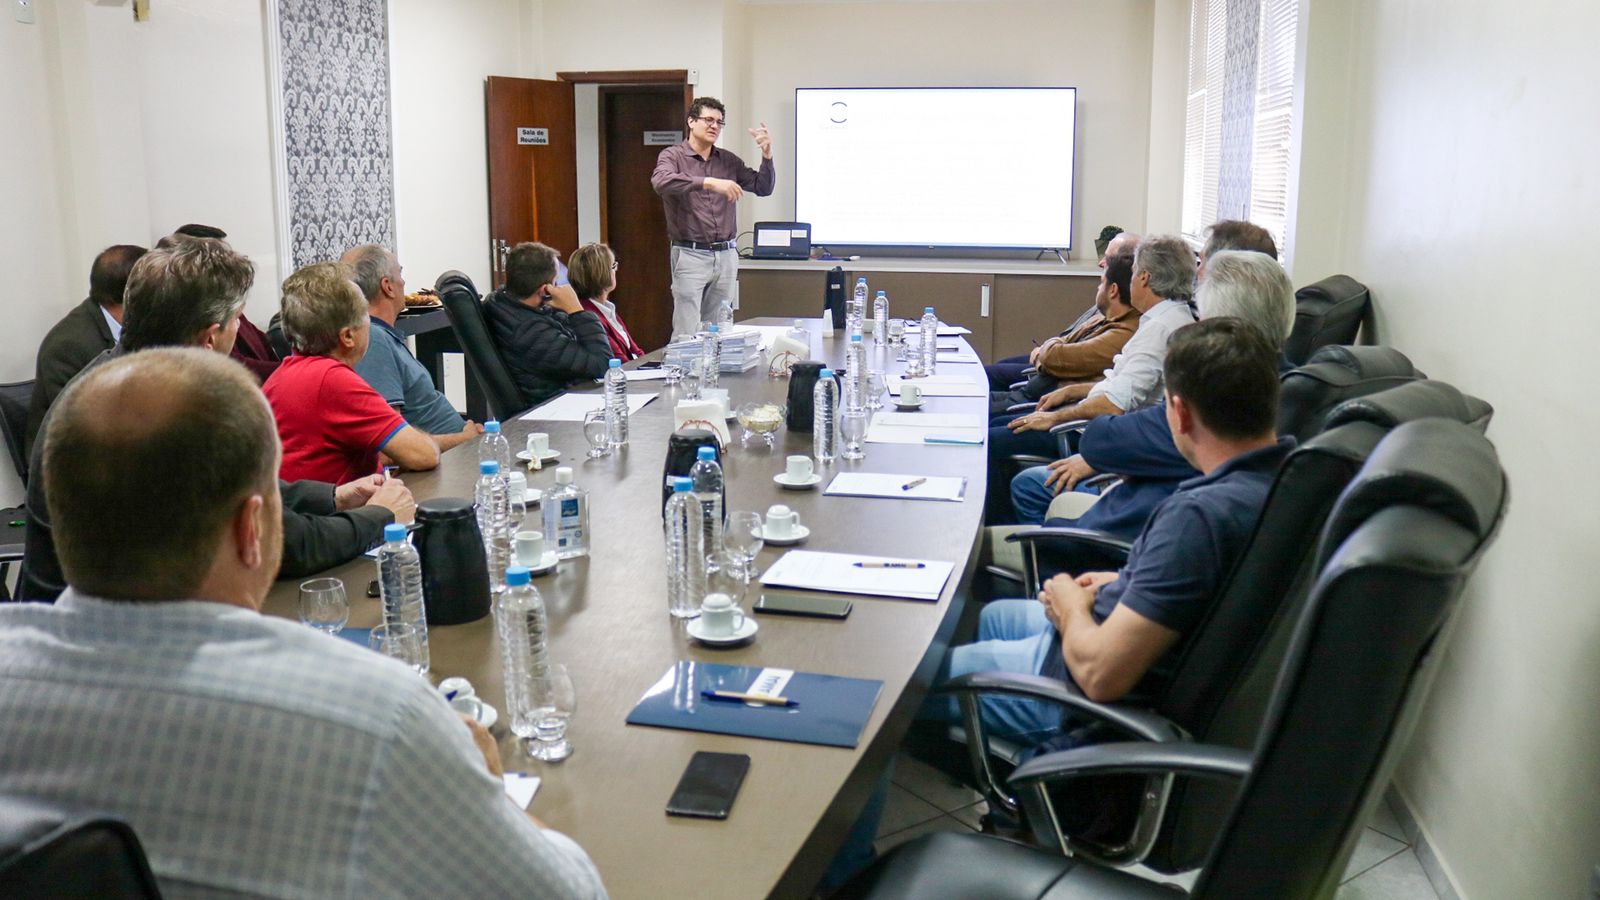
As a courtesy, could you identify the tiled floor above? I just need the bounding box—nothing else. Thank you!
[877,751,1441,899]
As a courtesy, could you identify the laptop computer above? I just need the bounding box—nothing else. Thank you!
[751,222,812,260]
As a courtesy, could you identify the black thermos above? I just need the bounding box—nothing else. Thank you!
[412,497,492,625]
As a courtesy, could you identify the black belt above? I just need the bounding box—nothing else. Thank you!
[673,239,736,252]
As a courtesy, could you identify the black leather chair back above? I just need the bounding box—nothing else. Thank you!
[1283,274,1370,365]
[435,270,526,421]
[1276,344,1421,442]
[1323,378,1493,435]
[1194,419,1505,898]
[0,794,162,898]
[0,380,32,484]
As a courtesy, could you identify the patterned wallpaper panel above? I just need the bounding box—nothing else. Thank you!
[277,0,395,269]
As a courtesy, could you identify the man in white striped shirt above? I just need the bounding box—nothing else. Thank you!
[0,348,606,899]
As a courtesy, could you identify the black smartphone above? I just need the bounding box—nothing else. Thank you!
[665,751,751,820]
[637,360,664,370]
[755,590,853,620]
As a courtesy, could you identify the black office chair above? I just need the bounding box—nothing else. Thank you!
[0,380,32,486]
[1276,344,1421,442]
[435,270,527,421]
[840,419,1507,900]
[0,794,163,898]
[1283,274,1371,365]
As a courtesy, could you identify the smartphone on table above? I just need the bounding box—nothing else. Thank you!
[666,751,751,820]
[754,590,853,620]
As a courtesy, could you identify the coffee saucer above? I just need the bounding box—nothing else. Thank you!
[774,472,823,490]
[761,524,810,546]
[514,550,559,576]
[893,399,925,411]
[686,616,759,647]
[516,449,562,464]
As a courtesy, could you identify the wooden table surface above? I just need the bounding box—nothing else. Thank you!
[260,319,989,899]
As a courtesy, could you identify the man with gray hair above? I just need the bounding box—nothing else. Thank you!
[342,244,482,449]
[0,349,606,897]
[264,261,442,484]
[19,237,416,601]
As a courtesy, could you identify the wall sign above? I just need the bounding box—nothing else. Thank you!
[517,127,550,145]
[644,130,684,146]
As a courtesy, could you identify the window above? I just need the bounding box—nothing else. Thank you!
[1182,0,1299,259]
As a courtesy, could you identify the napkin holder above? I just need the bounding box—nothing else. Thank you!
[674,399,730,446]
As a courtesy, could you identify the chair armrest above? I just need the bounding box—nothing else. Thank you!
[1021,366,1038,377]
[940,672,1184,744]
[1079,473,1124,493]
[1010,741,1252,787]
[1048,418,1090,436]
[1005,527,1133,557]
[1006,402,1038,414]
[1007,454,1055,470]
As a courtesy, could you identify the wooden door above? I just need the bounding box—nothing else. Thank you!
[486,77,578,289]
[600,86,687,352]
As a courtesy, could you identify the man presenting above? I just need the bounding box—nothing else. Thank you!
[652,96,775,339]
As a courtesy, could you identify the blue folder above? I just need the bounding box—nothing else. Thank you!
[625,661,884,749]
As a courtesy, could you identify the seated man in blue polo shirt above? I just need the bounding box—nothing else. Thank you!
[343,244,483,451]
[926,316,1294,740]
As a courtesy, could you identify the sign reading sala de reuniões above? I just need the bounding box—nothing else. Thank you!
[517,127,550,146]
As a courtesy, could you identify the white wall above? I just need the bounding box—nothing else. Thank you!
[1295,2,1600,896]
[390,0,538,291]
[574,83,602,244]
[742,0,1157,260]
[1143,0,1188,236]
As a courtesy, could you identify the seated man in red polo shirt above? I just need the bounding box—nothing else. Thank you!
[265,262,441,484]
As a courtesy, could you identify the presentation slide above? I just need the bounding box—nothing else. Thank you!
[794,87,1076,249]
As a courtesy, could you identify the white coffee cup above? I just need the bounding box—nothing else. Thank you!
[526,432,550,456]
[515,530,545,565]
[699,592,746,637]
[765,505,800,538]
[507,471,528,504]
[785,455,814,482]
[901,382,923,405]
[439,676,475,701]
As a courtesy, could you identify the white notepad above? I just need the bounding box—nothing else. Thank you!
[865,411,986,445]
[824,472,967,502]
[760,550,954,601]
[520,391,657,421]
[503,772,541,809]
[936,324,972,336]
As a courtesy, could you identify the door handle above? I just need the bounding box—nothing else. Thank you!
[980,282,991,318]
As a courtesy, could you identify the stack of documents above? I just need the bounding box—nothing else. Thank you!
[865,411,986,446]
[760,550,955,601]
[824,472,968,502]
[663,328,764,372]
[886,374,986,398]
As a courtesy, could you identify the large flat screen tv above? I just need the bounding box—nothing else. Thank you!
[794,87,1077,250]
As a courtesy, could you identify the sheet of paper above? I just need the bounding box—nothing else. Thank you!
[521,392,657,421]
[503,772,542,809]
[623,369,672,382]
[760,550,954,601]
[824,472,967,502]
[936,325,972,336]
[865,422,985,445]
[873,411,984,429]
[886,374,985,397]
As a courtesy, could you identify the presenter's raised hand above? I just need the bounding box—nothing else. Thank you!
[749,121,772,159]
[704,177,744,202]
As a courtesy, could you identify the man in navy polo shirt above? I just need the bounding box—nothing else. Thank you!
[926,317,1294,741]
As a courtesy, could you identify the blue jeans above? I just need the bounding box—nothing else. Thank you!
[920,600,1063,745]
[1010,465,1102,526]
[986,413,1074,524]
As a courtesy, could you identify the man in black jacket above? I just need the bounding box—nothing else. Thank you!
[482,242,612,410]
[25,244,147,457]
[19,237,413,602]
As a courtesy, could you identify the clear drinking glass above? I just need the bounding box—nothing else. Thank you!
[368,622,427,676]
[706,549,752,605]
[726,511,765,580]
[661,363,684,385]
[865,371,887,411]
[298,577,348,634]
[887,318,906,347]
[683,359,703,400]
[582,410,610,458]
[528,664,577,762]
[840,408,868,460]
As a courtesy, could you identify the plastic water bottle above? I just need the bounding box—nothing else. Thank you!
[542,466,590,559]
[920,306,939,376]
[717,298,736,328]
[689,446,725,556]
[850,277,868,340]
[496,565,550,742]
[663,477,707,618]
[845,334,867,410]
[873,290,889,344]
[480,419,512,475]
[476,459,513,593]
[376,522,429,671]
[701,324,722,390]
[603,358,629,447]
[813,368,838,463]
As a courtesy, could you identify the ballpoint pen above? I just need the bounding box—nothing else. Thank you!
[853,561,927,569]
[900,478,927,491]
[701,690,800,708]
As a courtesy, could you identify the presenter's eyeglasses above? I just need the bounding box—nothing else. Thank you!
[693,116,725,129]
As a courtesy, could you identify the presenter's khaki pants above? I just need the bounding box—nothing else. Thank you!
[669,246,738,340]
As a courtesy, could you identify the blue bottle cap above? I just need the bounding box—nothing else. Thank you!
[484,420,501,434]
[851,334,862,342]
[708,324,721,333]
[673,477,693,491]
[856,277,867,282]
[609,358,621,368]
[697,446,717,461]
[480,459,500,475]
[924,307,935,313]
[505,566,531,586]
[383,523,407,543]
[819,368,834,377]
[876,290,886,296]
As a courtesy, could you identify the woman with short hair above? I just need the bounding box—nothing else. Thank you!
[568,242,644,362]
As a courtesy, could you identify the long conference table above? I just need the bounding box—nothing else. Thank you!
[261,318,990,899]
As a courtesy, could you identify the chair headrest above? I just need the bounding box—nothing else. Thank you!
[1323,380,1495,433]
[1319,419,1505,562]
[434,270,478,297]
[1295,274,1370,311]
[1299,345,1419,381]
